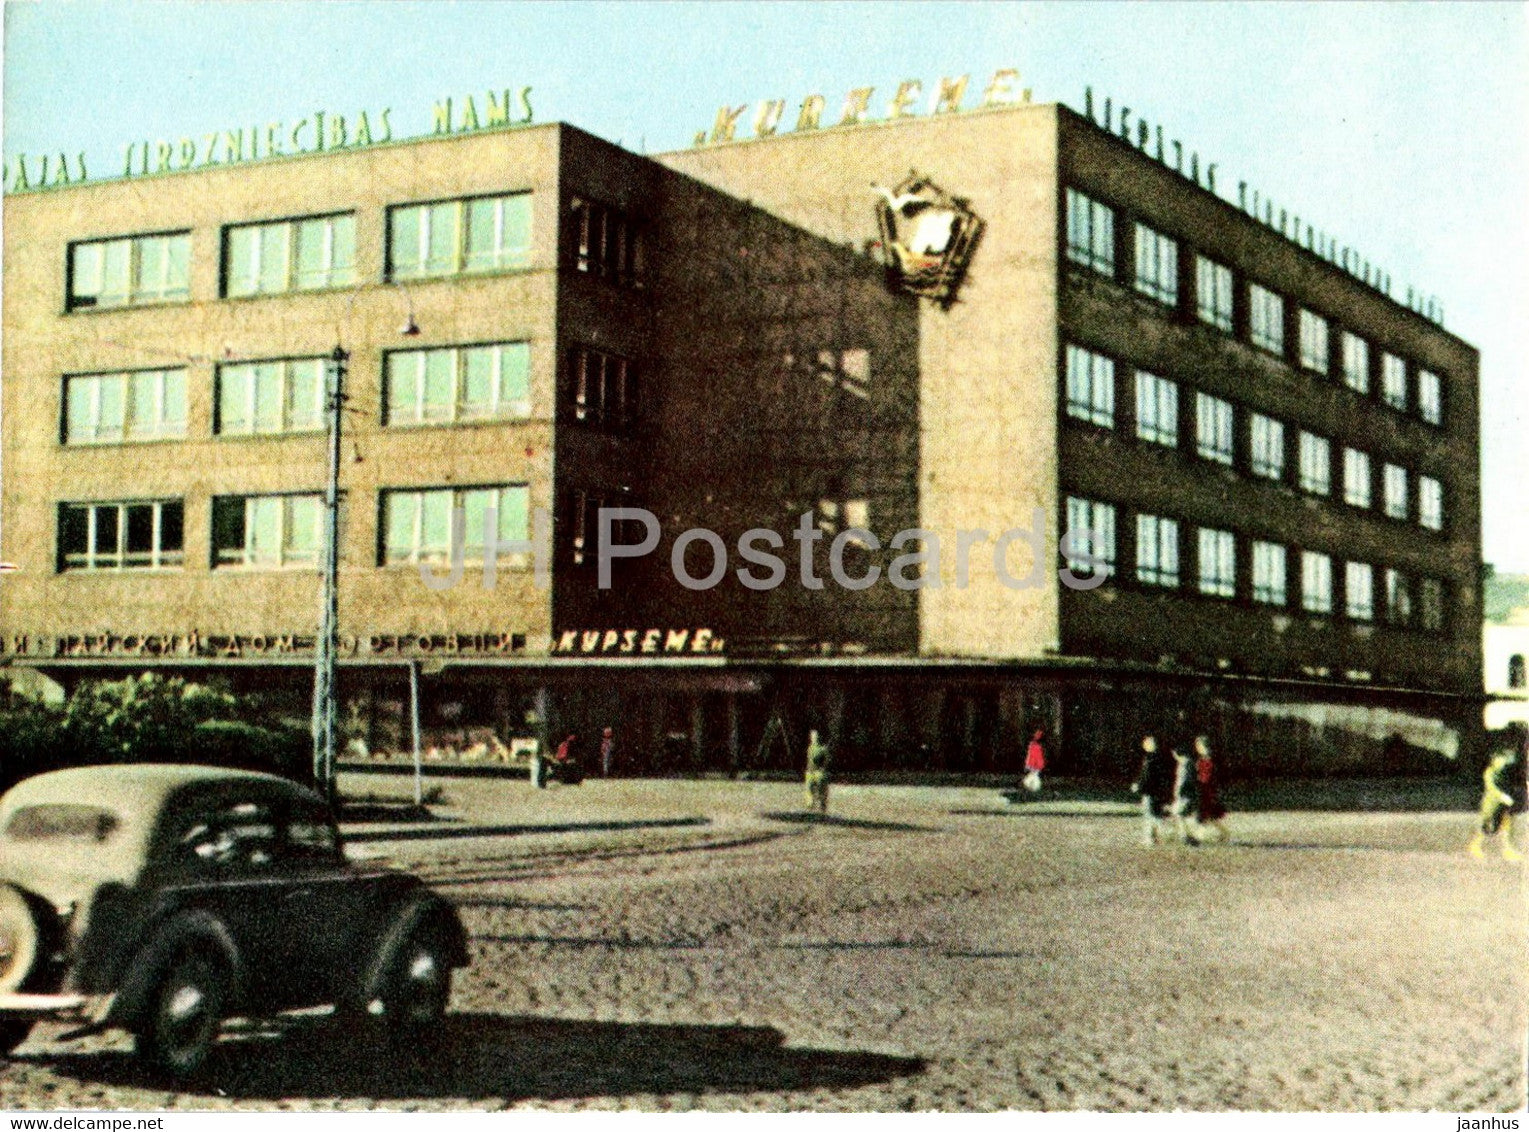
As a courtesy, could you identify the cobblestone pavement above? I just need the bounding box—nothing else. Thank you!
[1,779,1523,1111]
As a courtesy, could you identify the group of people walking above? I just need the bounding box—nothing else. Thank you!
[1132,731,1229,846]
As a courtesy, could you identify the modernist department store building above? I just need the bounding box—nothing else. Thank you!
[0,81,1483,775]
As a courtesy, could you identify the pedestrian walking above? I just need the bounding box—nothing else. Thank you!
[600,727,616,777]
[1131,733,1174,845]
[804,729,831,814]
[1192,735,1230,843]
[1169,743,1196,844]
[1468,742,1523,861]
[1023,728,1046,795]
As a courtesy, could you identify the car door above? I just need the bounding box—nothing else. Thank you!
[168,789,312,1008]
[274,797,373,1004]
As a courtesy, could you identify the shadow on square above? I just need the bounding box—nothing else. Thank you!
[29,1013,926,1103]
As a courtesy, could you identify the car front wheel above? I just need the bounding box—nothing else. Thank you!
[381,926,452,1035]
[136,950,229,1080]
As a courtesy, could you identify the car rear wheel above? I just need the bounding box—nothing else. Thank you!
[136,949,229,1080]
[0,885,42,996]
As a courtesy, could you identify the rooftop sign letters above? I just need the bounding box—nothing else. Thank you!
[3,86,534,195]
[692,69,1030,147]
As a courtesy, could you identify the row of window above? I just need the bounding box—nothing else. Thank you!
[64,193,642,310]
[1064,344,1446,532]
[1064,188,1445,427]
[1063,495,1447,631]
[58,485,532,573]
[60,343,635,444]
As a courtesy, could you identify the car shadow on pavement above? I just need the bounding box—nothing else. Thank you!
[344,816,709,844]
[760,812,936,833]
[33,1013,925,1103]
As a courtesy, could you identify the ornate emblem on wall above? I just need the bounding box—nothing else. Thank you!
[873,173,984,308]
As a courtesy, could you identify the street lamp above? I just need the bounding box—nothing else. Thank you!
[312,287,420,804]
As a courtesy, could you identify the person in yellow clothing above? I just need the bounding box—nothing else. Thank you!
[1469,745,1523,861]
[804,729,831,815]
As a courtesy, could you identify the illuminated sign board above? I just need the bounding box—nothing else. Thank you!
[692,69,1030,147]
[3,86,534,195]
[552,629,726,656]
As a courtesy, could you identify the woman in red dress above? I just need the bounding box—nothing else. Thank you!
[1193,735,1229,843]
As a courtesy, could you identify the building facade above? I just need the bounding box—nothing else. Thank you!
[1,96,1484,777]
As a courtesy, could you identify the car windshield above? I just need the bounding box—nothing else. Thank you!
[6,804,121,843]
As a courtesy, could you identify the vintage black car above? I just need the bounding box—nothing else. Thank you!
[0,764,468,1078]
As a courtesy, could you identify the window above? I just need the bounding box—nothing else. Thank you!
[570,346,638,433]
[224,213,355,296]
[385,342,531,427]
[212,494,322,569]
[178,801,278,872]
[1381,353,1407,410]
[217,358,327,436]
[382,484,530,566]
[1419,476,1443,531]
[68,232,190,310]
[1134,371,1178,447]
[1195,392,1234,465]
[571,197,643,286]
[1252,541,1287,606]
[1298,310,1329,374]
[1385,568,1412,626]
[1065,188,1115,275]
[1064,496,1116,579]
[1383,463,1409,521]
[1342,332,1369,394]
[1065,344,1114,427]
[1419,577,1445,632]
[58,499,184,571]
[1301,551,1333,614]
[1196,256,1233,331]
[1418,370,1442,426]
[1133,223,1178,305]
[1342,448,1371,508]
[1135,514,1179,587]
[64,369,186,445]
[1249,413,1284,480]
[1197,527,1236,598]
[569,490,648,568]
[6,805,120,843]
[388,193,532,280]
[1509,655,1526,690]
[1298,432,1331,495]
[1249,283,1284,354]
[1345,561,1374,621]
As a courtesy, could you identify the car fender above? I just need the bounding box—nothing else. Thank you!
[106,909,242,1031]
[355,893,468,1007]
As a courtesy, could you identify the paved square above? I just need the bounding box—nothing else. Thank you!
[2,777,1522,1111]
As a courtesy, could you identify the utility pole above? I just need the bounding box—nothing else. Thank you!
[312,344,348,806]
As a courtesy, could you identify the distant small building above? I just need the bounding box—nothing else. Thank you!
[1484,573,1529,733]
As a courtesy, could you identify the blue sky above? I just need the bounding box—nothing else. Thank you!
[4,0,1526,571]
